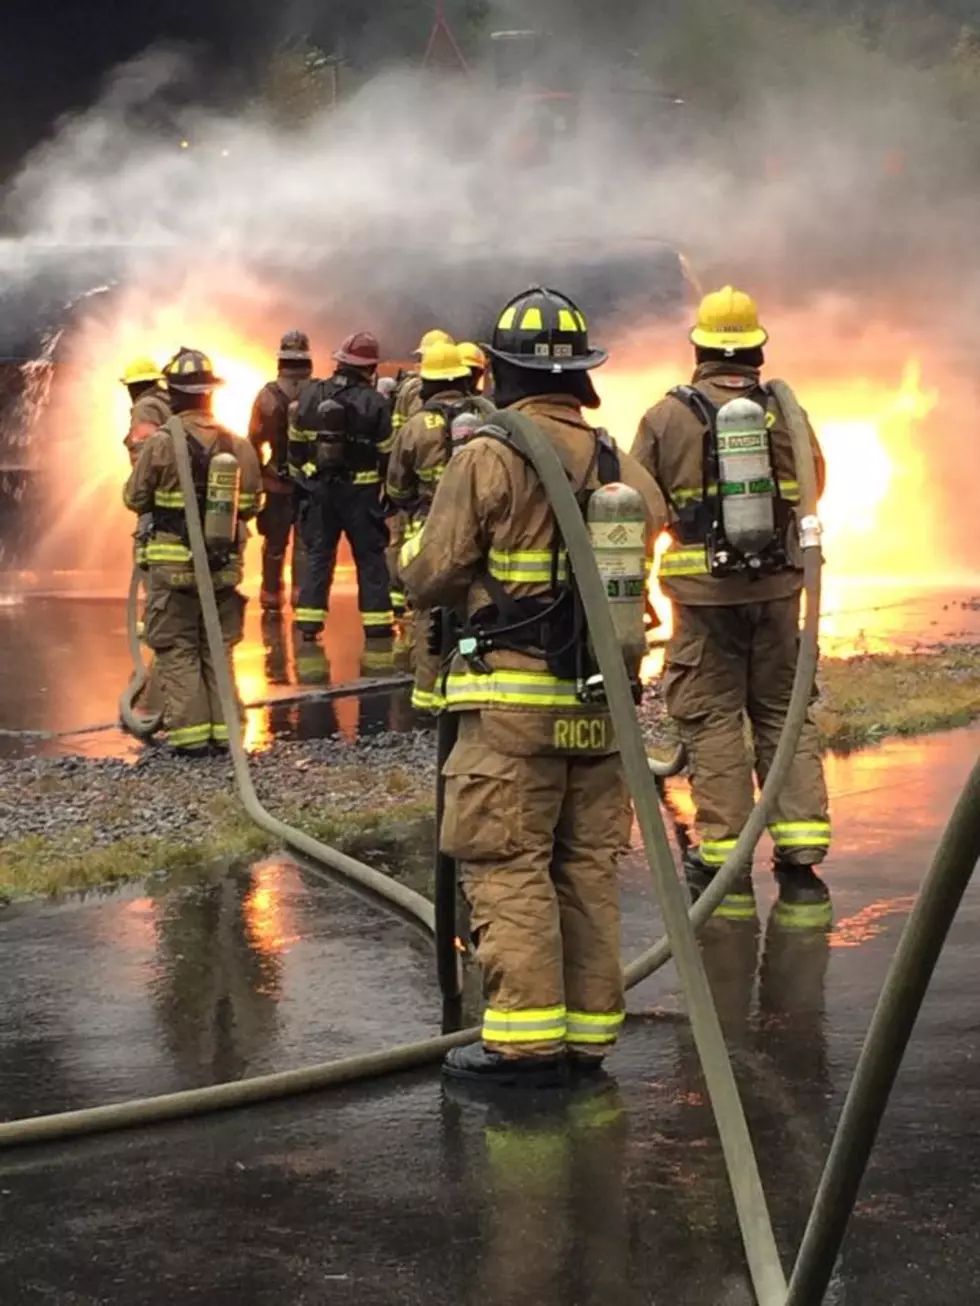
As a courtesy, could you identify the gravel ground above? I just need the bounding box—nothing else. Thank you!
[0,696,675,852]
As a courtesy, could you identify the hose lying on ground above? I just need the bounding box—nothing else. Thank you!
[785,747,980,1306]
[0,393,821,1296]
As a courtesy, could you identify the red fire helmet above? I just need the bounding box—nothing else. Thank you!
[333,331,381,368]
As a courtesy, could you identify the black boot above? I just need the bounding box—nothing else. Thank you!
[773,860,832,930]
[443,1043,566,1088]
[683,851,756,921]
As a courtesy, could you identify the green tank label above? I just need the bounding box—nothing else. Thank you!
[717,431,767,453]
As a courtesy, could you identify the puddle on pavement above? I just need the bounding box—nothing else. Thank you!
[0,724,977,1304]
[0,580,976,757]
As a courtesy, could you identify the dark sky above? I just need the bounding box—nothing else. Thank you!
[0,0,277,179]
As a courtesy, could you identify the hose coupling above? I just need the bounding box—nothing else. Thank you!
[798,514,823,550]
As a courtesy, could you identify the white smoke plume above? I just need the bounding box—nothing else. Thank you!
[0,24,977,587]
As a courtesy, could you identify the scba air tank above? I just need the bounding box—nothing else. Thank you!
[204,451,241,547]
[585,482,648,675]
[715,397,776,561]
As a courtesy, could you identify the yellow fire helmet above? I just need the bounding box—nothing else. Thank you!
[119,356,164,386]
[414,327,454,357]
[690,286,768,351]
[419,341,471,382]
[456,341,487,372]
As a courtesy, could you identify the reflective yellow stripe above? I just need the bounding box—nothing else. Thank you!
[715,893,758,922]
[411,687,445,711]
[211,723,230,742]
[289,426,318,444]
[774,900,833,929]
[417,464,446,483]
[671,486,707,506]
[444,669,581,709]
[487,548,567,585]
[169,723,211,747]
[392,412,407,432]
[399,527,425,570]
[390,587,407,606]
[145,543,193,563]
[377,434,396,454]
[362,610,394,627]
[353,470,380,485]
[239,493,258,510]
[520,306,543,331]
[295,608,325,624]
[482,1006,566,1045]
[659,544,709,577]
[770,821,831,848]
[566,1010,624,1046]
[699,838,739,867]
[778,478,800,502]
[153,490,185,508]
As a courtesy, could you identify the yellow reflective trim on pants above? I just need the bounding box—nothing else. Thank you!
[770,821,831,849]
[699,838,739,867]
[295,608,325,624]
[362,610,394,627]
[288,426,318,443]
[444,669,582,709]
[566,1011,624,1046]
[239,493,258,511]
[399,527,425,569]
[169,723,211,748]
[482,1006,566,1045]
[153,490,185,508]
[659,545,709,577]
[390,587,407,606]
[411,687,445,711]
[211,723,230,743]
[353,470,380,485]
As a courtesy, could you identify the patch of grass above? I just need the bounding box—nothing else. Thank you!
[816,647,980,750]
[0,789,435,903]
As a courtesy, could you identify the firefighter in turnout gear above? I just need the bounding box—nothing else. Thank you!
[391,327,454,437]
[631,287,832,927]
[124,348,261,756]
[401,287,667,1086]
[248,330,312,612]
[121,358,172,568]
[291,331,395,641]
[387,340,480,712]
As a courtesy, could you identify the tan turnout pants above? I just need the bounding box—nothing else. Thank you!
[663,594,830,868]
[144,580,246,751]
[441,714,632,1058]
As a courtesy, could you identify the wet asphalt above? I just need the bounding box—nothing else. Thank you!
[1,724,978,1304]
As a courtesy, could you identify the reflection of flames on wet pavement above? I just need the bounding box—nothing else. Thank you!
[243,861,301,958]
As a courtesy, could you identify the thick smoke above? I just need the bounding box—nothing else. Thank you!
[1,14,978,585]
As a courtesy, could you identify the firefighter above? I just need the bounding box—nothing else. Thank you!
[124,348,261,757]
[391,327,454,437]
[401,287,667,1085]
[290,331,395,642]
[121,357,171,565]
[457,340,488,393]
[386,340,476,712]
[247,330,313,613]
[631,286,831,928]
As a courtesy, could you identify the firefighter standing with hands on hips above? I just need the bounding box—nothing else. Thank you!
[248,330,313,613]
[386,339,484,712]
[290,331,395,642]
[401,287,666,1086]
[124,348,261,757]
[631,286,831,928]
